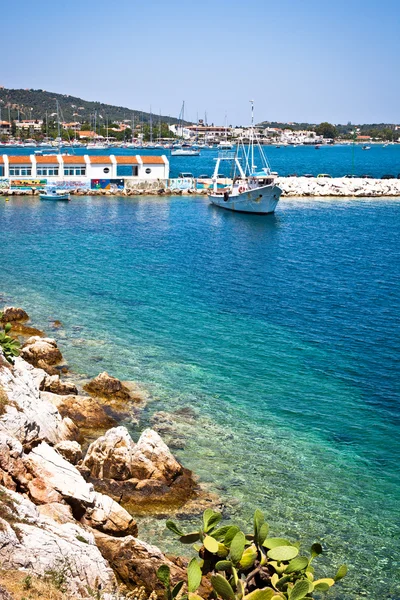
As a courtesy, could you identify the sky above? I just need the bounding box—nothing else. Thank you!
[1,0,399,125]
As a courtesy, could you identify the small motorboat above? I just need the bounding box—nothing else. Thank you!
[40,188,70,201]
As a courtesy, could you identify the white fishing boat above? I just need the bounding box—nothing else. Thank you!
[217,140,235,150]
[208,101,282,215]
[171,143,200,156]
[40,187,70,201]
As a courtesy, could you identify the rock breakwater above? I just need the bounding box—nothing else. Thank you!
[1,176,400,198]
[276,176,400,197]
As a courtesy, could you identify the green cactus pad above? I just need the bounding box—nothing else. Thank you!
[267,545,299,562]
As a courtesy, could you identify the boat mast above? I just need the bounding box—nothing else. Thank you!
[150,106,153,144]
[132,113,134,143]
[56,100,61,145]
[181,101,185,142]
[250,100,254,174]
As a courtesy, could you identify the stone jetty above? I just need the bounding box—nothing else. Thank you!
[276,176,400,197]
[1,176,400,198]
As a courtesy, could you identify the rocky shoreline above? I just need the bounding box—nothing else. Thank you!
[0,306,210,600]
[1,176,400,198]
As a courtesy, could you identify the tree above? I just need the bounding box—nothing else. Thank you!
[315,122,337,139]
[11,120,16,136]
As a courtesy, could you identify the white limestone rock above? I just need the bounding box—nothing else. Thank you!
[0,487,117,597]
[0,357,78,446]
[25,441,94,505]
[82,426,183,483]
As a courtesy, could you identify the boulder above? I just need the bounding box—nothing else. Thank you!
[82,427,182,484]
[54,440,82,465]
[24,442,137,536]
[0,307,29,323]
[82,426,135,481]
[82,492,138,537]
[39,374,78,396]
[131,428,183,482]
[0,432,29,490]
[93,531,187,596]
[20,336,63,368]
[44,392,116,431]
[25,441,94,506]
[83,371,132,402]
[81,427,196,512]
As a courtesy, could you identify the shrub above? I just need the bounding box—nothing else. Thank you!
[158,509,347,600]
[0,312,20,364]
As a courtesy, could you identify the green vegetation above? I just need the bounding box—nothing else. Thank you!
[22,576,33,591]
[0,87,181,128]
[257,120,399,142]
[0,312,20,365]
[315,122,337,139]
[158,509,347,600]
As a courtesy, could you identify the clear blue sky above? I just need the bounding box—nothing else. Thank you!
[2,0,399,125]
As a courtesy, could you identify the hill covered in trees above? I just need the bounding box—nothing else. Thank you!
[0,87,181,125]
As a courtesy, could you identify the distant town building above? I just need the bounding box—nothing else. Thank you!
[61,122,81,130]
[15,120,43,131]
[0,154,170,181]
[0,121,11,135]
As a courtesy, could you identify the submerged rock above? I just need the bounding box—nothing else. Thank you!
[44,392,117,432]
[84,372,132,401]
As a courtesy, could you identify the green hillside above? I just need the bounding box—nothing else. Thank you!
[0,87,181,125]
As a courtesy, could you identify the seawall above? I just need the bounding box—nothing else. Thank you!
[1,176,400,197]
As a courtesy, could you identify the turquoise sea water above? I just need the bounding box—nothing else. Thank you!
[1,194,399,599]
[1,143,400,178]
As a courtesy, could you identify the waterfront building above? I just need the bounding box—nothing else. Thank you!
[0,154,169,182]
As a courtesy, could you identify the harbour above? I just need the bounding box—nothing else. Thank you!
[1,144,400,198]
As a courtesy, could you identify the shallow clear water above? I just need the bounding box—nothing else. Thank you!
[1,195,399,598]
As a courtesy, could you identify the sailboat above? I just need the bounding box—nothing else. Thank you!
[217,114,234,150]
[208,101,282,214]
[171,102,200,156]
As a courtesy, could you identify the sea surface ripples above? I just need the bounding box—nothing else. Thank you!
[1,194,399,598]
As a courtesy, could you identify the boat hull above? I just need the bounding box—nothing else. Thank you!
[171,150,200,156]
[208,184,282,214]
[40,194,70,201]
